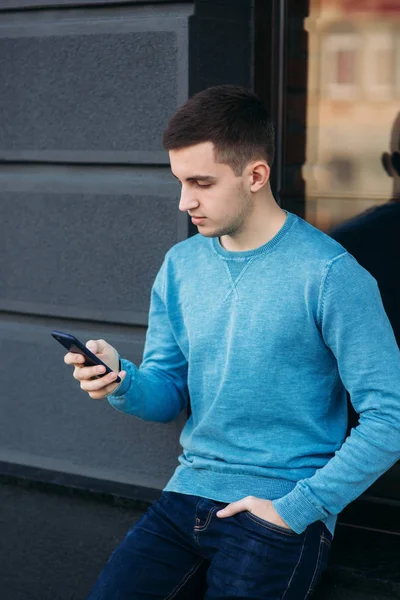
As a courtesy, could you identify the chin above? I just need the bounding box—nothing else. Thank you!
[194,222,231,239]
[196,230,215,238]
[195,226,223,239]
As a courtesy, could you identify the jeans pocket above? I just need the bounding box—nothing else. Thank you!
[242,510,300,536]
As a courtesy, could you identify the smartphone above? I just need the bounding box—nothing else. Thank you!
[51,330,121,383]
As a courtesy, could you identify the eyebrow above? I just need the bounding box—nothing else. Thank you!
[171,173,217,183]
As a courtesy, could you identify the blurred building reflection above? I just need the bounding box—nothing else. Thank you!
[304,0,400,231]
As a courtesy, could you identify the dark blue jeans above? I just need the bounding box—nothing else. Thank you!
[86,491,332,600]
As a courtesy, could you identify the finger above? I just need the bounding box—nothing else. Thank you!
[80,370,122,392]
[73,364,107,381]
[216,497,251,518]
[86,339,107,356]
[88,371,126,400]
[85,339,98,354]
[64,352,86,366]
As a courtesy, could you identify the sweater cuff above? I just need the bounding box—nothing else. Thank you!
[272,484,327,534]
[107,357,132,400]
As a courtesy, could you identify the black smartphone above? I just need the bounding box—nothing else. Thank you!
[51,330,121,383]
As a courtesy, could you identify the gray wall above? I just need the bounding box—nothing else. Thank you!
[0,0,253,492]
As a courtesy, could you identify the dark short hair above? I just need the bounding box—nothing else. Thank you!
[162,85,275,176]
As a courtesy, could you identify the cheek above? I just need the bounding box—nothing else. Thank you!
[215,186,237,208]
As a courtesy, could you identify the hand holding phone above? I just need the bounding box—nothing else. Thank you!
[52,330,125,399]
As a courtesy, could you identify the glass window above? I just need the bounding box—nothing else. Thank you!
[303,0,400,503]
[304,0,399,231]
[323,32,359,98]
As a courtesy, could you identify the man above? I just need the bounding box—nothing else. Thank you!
[65,86,400,600]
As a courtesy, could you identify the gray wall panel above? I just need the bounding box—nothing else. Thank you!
[0,320,185,489]
[0,0,254,495]
[0,166,185,325]
[0,5,192,163]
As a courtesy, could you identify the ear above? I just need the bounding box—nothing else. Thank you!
[381,152,393,178]
[248,161,271,192]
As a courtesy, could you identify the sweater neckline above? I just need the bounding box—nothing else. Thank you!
[211,211,295,260]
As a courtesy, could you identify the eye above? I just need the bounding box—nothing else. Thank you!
[194,182,212,188]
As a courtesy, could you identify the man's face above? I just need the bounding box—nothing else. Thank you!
[169,141,253,239]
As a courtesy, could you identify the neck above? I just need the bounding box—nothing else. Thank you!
[219,190,287,252]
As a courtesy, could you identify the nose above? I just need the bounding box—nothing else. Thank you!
[179,186,199,213]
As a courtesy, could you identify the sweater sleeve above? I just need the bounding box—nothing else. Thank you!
[273,252,400,533]
[107,258,189,422]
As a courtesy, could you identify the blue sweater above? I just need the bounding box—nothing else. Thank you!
[108,211,400,537]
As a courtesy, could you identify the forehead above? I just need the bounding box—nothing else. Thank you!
[169,142,232,179]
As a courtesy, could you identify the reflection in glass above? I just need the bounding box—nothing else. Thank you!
[304,0,400,231]
[304,0,400,501]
